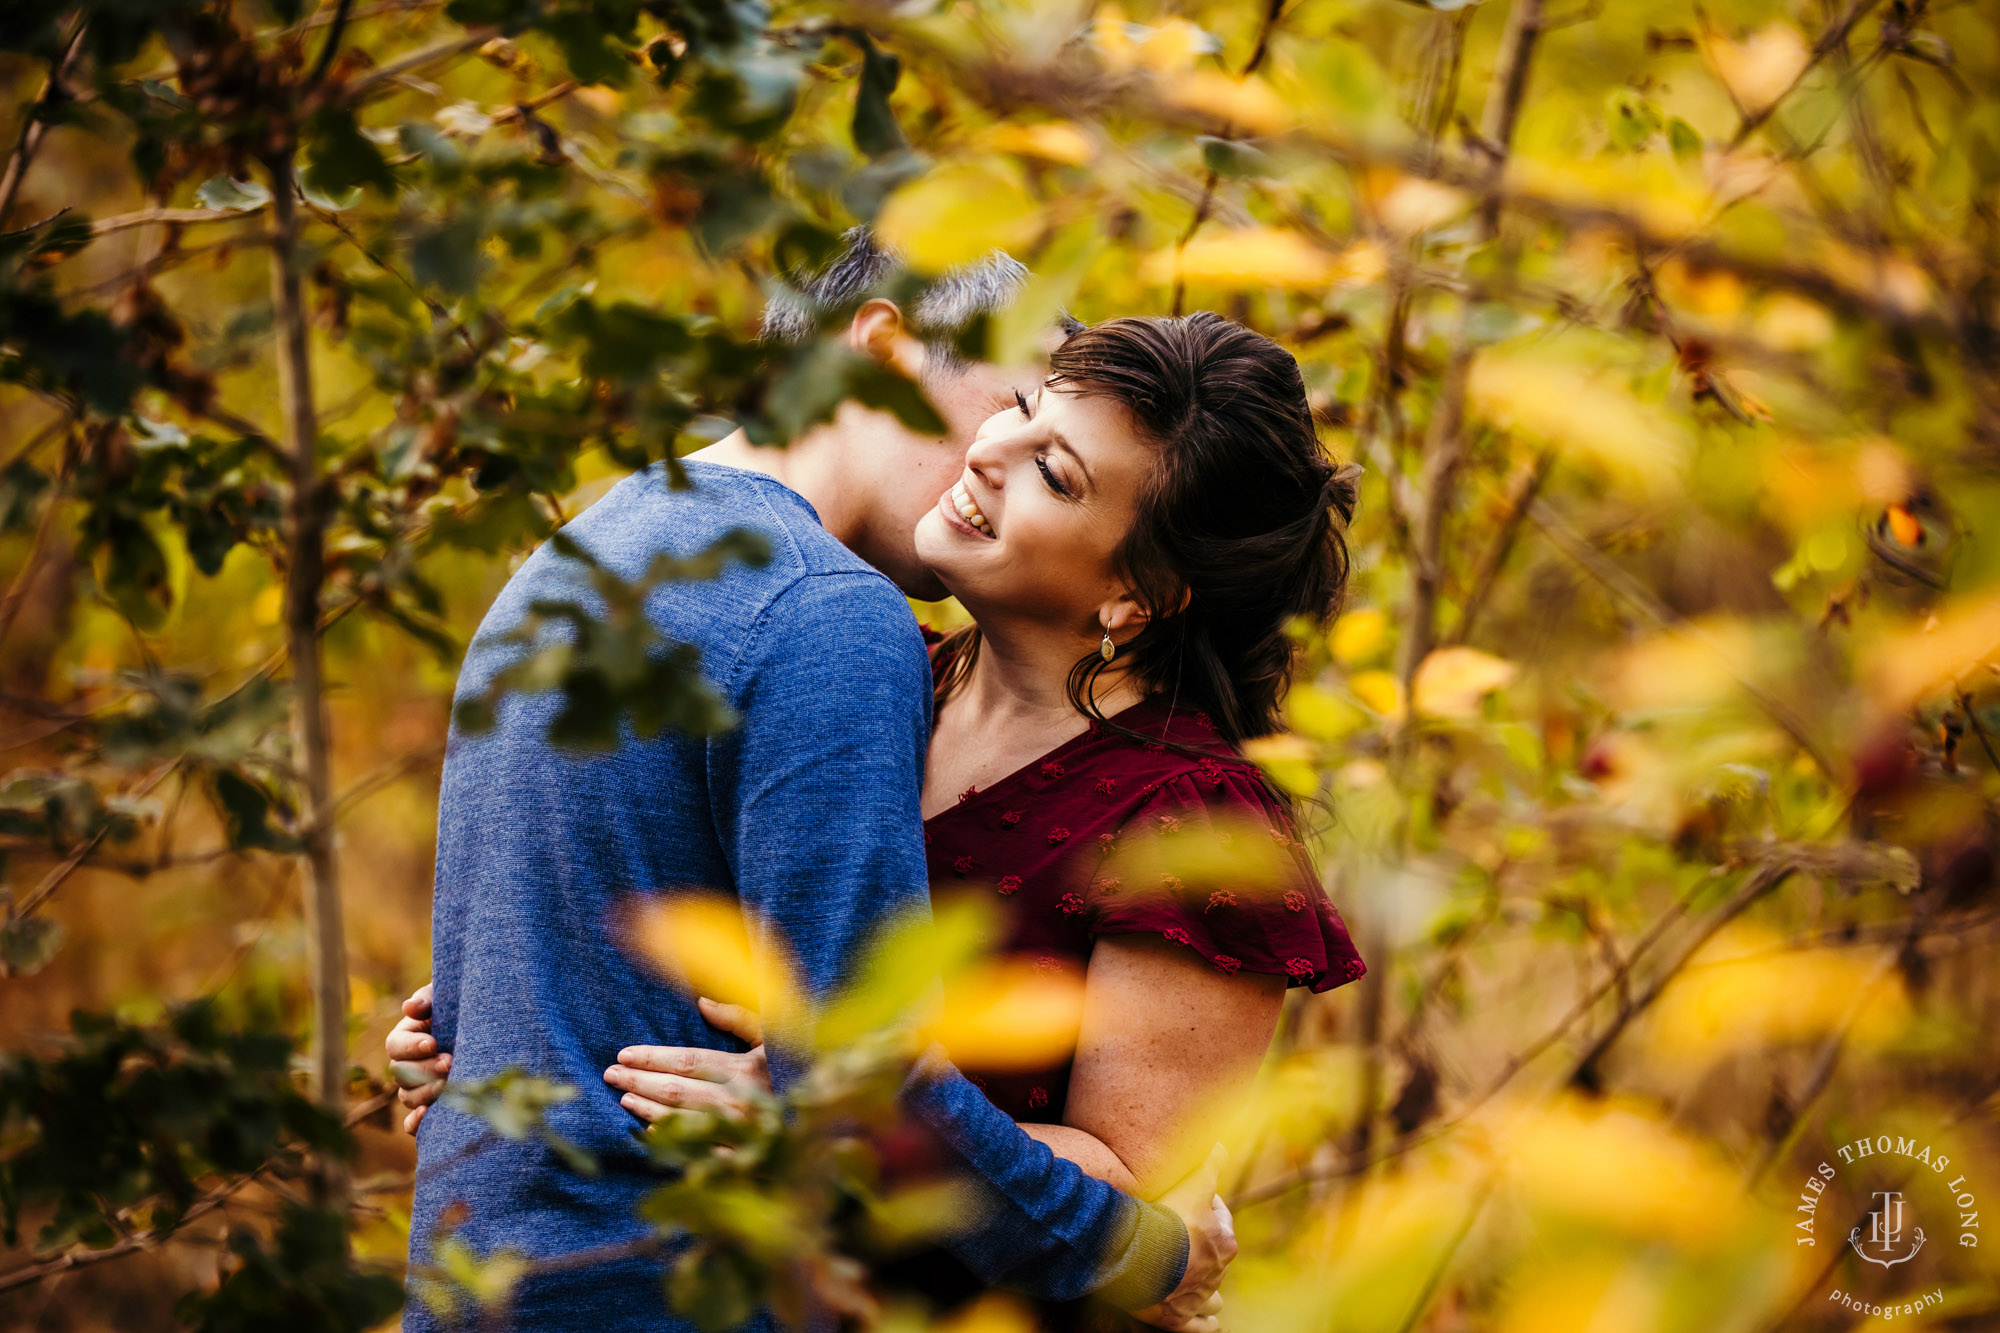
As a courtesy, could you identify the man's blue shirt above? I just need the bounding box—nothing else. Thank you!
[407,461,1180,1331]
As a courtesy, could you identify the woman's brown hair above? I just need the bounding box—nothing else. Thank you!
[934,312,1361,746]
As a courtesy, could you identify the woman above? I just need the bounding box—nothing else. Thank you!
[391,312,1366,1326]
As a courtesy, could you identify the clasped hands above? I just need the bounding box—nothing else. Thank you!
[386,986,1235,1333]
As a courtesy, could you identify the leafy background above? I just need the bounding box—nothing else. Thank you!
[1,0,1996,1329]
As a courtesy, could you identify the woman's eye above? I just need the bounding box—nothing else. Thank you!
[1014,388,1032,419]
[1035,455,1070,498]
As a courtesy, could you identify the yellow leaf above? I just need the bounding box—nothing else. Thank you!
[1862,588,2000,712]
[1498,1094,1743,1248]
[1243,733,1319,797]
[1373,177,1469,236]
[1330,607,1386,665]
[981,121,1095,166]
[252,584,283,627]
[1411,646,1518,719]
[1141,227,1339,290]
[1755,293,1834,350]
[1287,682,1367,741]
[926,958,1084,1071]
[1335,757,1387,788]
[1348,669,1405,722]
[622,892,803,1022]
[1135,18,1207,73]
[876,161,1042,274]
[1156,70,1290,134]
[1089,6,1137,74]
[1467,353,1691,492]
[936,1294,1038,1333]
[1645,925,1909,1064]
[1704,23,1808,112]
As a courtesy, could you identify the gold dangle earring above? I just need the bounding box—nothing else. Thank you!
[1100,629,1116,661]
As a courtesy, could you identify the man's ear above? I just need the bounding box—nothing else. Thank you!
[849,298,927,380]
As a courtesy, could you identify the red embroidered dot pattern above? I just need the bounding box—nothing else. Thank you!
[909,665,1365,1131]
[1027,1087,1048,1110]
[958,786,979,804]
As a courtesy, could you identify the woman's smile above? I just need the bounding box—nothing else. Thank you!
[940,477,998,539]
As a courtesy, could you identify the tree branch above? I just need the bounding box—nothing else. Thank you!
[260,158,350,1135]
[0,16,89,226]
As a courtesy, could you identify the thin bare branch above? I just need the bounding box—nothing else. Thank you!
[0,16,90,225]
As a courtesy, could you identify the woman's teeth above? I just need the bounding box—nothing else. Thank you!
[952,481,992,534]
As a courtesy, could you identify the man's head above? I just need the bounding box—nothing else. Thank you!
[762,228,1051,601]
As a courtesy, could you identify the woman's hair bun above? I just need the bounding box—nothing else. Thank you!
[1324,460,1364,528]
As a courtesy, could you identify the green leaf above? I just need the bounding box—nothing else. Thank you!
[194,176,271,211]
[1668,117,1704,162]
[409,215,484,296]
[850,32,907,159]
[300,106,396,198]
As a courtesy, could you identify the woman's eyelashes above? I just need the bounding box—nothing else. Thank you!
[1013,388,1032,419]
[1035,454,1072,498]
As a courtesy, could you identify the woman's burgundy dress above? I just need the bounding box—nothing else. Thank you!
[895,656,1366,1328]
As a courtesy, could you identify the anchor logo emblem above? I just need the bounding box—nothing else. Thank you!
[1849,1191,1926,1269]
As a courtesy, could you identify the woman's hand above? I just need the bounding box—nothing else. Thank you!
[1130,1144,1236,1333]
[604,997,771,1124]
[385,983,451,1135]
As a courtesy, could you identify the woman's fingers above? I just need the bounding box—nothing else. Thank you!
[604,1064,748,1116]
[403,1105,426,1135]
[390,1050,450,1091]
[386,1017,436,1061]
[616,1091,675,1124]
[696,996,763,1046]
[402,983,433,1020]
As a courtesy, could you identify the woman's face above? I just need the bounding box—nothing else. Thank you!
[913,381,1154,636]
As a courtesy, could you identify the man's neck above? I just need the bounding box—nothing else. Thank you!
[686,427,858,546]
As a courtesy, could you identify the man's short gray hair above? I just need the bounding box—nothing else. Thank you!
[760,226,1029,377]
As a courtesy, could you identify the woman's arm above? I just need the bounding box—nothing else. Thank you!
[1049,934,1286,1198]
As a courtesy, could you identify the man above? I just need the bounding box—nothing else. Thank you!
[397,231,1232,1332]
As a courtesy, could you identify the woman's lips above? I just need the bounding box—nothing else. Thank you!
[940,481,997,538]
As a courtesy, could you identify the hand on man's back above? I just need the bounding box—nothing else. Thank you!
[1130,1144,1237,1333]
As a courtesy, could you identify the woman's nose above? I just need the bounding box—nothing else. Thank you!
[964,432,1010,488]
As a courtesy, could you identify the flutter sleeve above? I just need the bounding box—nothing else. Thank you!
[1088,766,1366,993]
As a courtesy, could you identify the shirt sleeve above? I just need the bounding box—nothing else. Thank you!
[1090,768,1367,992]
[709,572,1186,1308]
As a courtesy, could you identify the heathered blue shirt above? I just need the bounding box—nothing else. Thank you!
[408,461,1185,1331]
